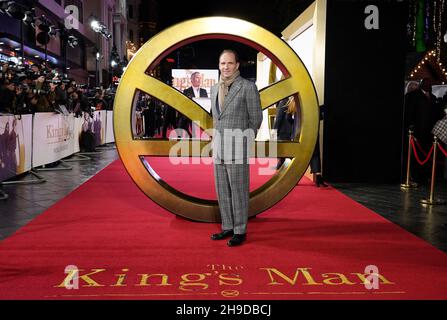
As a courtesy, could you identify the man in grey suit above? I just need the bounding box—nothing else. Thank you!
[210,49,263,246]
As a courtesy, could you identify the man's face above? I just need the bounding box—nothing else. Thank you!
[421,79,432,92]
[219,52,239,78]
[7,83,15,91]
[191,73,201,87]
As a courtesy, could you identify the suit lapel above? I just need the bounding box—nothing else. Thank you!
[220,78,242,118]
[211,85,219,116]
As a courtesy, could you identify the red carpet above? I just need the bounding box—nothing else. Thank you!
[0,158,446,300]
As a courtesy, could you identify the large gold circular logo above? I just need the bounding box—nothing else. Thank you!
[113,17,319,222]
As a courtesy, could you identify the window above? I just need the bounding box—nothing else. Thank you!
[129,29,134,43]
[128,5,133,19]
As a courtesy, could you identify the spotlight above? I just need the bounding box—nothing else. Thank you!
[0,1,8,14]
[90,16,112,39]
[48,26,58,38]
[5,1,25,20]
[67,35,78,48]
[111,60,117,67]
[90,19,101,32]
[22,9,35,27]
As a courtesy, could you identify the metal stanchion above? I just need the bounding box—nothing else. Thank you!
[420,136,446,206]
[95,143,116,150]
[401,129,418,189]
[1,170,46,185]
[34,160,73,172]
[77,151,103,155]
[63,153,92,162]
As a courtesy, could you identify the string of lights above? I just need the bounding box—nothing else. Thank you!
[409,50,447,84]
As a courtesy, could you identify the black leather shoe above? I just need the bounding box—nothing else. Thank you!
[315,175,328,188]
[227,234,246,247]
[211,230,233,240]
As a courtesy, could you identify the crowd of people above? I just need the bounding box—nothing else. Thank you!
[136,94,178,139]
[135,72,210,139]
[0,60,115,116]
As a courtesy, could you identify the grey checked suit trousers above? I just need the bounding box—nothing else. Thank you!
[214,163,249,234]
[211,76,263,234]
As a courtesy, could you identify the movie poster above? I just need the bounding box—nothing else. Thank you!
[0,115,33,182]
[172,69,218,113]
[32,113,75,168]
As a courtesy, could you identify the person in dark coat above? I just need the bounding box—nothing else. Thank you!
[273,97,297,169]
[403,78,444,183]
[273,97,327,187]
[162,105,177,138]
[404,78,443,148]
[0,81,16,114]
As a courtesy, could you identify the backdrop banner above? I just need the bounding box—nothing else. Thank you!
[0,115,33,182]
[32,113,75,168]
[93,110,107,147]
[106,111,115,143]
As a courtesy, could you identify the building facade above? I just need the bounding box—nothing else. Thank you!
[0,0,127,87]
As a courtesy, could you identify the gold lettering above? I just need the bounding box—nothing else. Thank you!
[352,273,395,285]
[136,274,172,286]
[111,269,129,287]
[260,267,322,286]
[218,273,243,286]
[322,273,356,285]
[55,269,106,288]
[179,273,210,291]
[207,264,220,271]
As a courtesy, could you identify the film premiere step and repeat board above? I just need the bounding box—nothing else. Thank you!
[0,111,115,183]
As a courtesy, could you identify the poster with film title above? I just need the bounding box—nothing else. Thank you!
[0,115,33,182]
[172,69,218,113]
[106,111,115,143]
[93,110,107,146]
[32,113,75,168]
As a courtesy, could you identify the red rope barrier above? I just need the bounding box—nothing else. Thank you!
[410,138,434,165]
[438,143,447,157]
[413,137,428,157]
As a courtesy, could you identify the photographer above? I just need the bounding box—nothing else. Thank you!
[55,80,68,107]
[32,74,53,113]
[93,89,108,110]
[70,89,91,117]
[0,80,16,114]
[15,83,33,114]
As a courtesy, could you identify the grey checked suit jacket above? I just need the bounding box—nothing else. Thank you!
[211,76,263,163]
